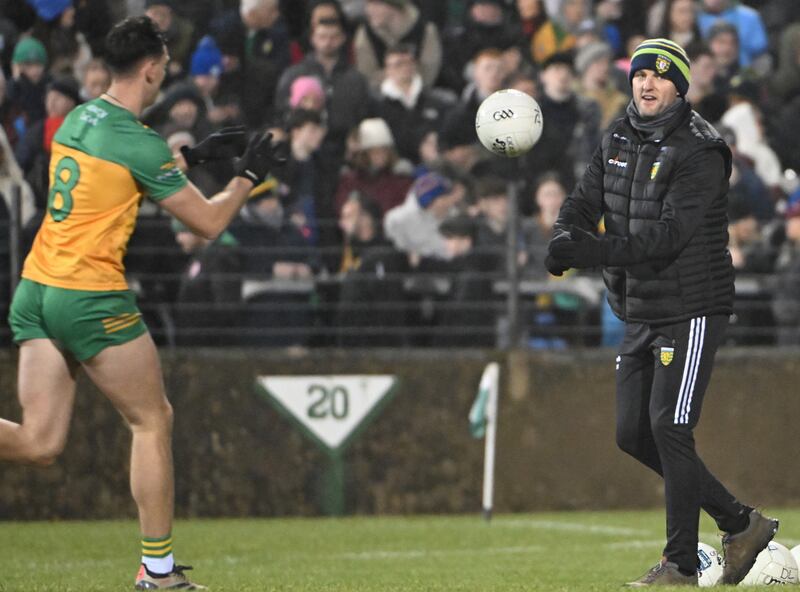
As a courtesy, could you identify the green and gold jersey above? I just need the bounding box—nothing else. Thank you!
[22,98,188,291]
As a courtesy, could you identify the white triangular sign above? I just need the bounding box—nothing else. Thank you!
[258,375,396,452]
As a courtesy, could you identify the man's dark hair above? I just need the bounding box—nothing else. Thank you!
[104,16,166,76]
[313,16,344,33]
[440,214,477,241]
[475,175,508,200]
[286,108,325,131]
[385,43,415,61]
[686,41,713,62]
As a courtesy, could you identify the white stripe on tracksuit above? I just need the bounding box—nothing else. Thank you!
[674,316,707,424]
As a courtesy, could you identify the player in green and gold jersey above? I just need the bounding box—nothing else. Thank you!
[3,16,280,590]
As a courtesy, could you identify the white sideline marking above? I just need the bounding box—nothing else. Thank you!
[605,539,664,550]
[496,519,648,537]
[338,545,543,561]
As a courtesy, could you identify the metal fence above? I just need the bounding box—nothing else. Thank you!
[0,184,783,349]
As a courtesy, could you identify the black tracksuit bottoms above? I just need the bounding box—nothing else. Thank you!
[615,314,750,574]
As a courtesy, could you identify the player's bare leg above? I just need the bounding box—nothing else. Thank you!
[81,332,174,538]
[81,332,204,589]
[0,339,78,465]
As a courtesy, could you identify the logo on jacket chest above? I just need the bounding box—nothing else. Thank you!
[608,155,628,168]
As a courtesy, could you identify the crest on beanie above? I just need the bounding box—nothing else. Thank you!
[655,55,671,74]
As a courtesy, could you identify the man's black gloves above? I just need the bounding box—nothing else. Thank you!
[179,126,248,167]
[544,227,571,276]
[548,225,606,269]
[235,132,288,185]
[544,254,569,277]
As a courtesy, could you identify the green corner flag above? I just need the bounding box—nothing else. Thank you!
[469,381,490,438]
[469,362,500,520]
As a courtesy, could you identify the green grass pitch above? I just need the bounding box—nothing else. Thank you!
[1,509,798,591]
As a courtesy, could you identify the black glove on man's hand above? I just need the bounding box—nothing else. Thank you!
[548,225,606,269]
[235,132,288,185]
[544,255,569,277]
[545,226,572,276]
[180,126,248,167]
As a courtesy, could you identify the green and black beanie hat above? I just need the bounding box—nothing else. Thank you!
[628,38,691,97]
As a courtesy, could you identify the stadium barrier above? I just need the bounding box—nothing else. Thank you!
[0,347,797,520]
[0,200,786,348]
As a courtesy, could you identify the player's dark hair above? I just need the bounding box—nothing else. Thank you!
[104,16,166,76]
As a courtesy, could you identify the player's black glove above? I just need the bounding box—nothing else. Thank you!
[548,225,606,269]
[179,126,248,167]
[235,132,288,185]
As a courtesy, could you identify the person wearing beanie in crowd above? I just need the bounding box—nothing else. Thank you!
[354,0,443,89]
[6,37,50,143]
[289,75,326,112]
[546,37,779,586]
[334,117,413,216]
[189,35,242,127]
[383,170,465,260]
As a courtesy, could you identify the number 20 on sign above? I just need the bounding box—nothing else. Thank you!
[256,375,397,454]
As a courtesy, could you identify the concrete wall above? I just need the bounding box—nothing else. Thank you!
[0,347,797,519]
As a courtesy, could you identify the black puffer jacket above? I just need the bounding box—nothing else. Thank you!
[555,102,734,324]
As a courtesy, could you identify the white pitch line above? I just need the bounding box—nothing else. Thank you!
[605,539,664,550]
[495,519,649,537]
[337,545,544,561]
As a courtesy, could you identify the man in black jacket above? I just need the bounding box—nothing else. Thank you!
[546,38,778,587]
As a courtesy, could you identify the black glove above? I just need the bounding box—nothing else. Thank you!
[544,254,569,277]
[235,132,287,185]
[179,126,247,167]
[548,225,606,269]
[544,226,571,276]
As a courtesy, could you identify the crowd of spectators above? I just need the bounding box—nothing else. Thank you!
[1,0,799,348]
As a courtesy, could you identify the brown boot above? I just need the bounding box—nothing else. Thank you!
[720,510,779,585]
[626,559,698,587]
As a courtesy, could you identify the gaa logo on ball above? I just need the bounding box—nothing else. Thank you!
[475,89,543,158]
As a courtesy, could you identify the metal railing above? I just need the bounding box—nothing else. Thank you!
[0,184,788,349]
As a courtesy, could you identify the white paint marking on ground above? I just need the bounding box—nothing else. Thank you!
[495,519,649,537]
[605,539,664,550]
[337,545,544,561]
